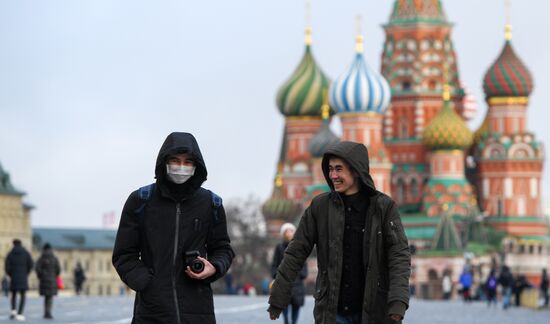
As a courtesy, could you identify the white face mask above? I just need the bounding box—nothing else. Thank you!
[166,164,196,184]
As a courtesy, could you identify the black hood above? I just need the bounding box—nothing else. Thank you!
[155,132,207,194]
[321,141,376,192]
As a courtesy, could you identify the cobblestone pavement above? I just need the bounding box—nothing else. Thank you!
[0,295,548,323]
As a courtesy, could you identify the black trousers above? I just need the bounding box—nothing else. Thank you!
[10,290,26,314]
[44,295,54,316]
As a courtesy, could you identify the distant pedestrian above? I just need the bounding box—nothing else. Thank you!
[459,269,473,302]
[513,274,529,307]
[271,223,308,324]
[485,270,498,307]
[35,243,61,319]
[409,276,416,298]
[442,273,452,300]
[4,239,33,321]
[73,262,86,295]
[1,276,9,297]
[224,270,235,295]
[540,268,549,308]
[498,265,514,310]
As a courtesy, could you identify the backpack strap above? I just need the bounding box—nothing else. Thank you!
[210,190,222,222]
[134,183,155,215]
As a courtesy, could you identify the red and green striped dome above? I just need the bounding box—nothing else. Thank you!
[483,41,533,98]
[388,0,447,25]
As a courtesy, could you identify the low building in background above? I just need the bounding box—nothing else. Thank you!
[31,228,124,296]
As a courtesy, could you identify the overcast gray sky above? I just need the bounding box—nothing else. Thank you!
[0,0,548,228]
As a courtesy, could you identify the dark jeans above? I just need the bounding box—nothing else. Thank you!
[336,313,361,324]
[282,304,301,324]
[10,290,26,314]
[487,288,497,307]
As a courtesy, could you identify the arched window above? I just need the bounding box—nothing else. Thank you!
[399,118,409,139]
[411,178,419,199]
[497,198,503,216]
[397,179,405,203]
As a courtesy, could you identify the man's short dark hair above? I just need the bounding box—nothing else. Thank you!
[12,239,22,246]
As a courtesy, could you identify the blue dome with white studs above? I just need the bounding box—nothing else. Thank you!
[329,40,391,114]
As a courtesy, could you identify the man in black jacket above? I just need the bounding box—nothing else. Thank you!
[268,141,411,324]
[271,223,308,324]
[113,132,234,324]
[5,239,33,321]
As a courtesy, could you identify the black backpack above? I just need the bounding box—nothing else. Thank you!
[133,183,222,221]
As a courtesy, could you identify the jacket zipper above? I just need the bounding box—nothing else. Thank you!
[173,203,182,324]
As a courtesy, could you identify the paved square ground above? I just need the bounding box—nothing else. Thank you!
[0,295,548,323]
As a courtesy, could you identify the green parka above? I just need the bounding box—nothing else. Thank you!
[269,141,411,324]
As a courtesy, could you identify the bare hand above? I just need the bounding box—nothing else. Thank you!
[390,314,403,321]
[185,257,216,279]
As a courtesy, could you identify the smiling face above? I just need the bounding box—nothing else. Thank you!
[328,157,360,196]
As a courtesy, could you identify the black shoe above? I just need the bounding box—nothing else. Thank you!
[44,313,53,319]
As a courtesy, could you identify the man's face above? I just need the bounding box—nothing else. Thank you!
[167,153,195,167]
[328,157,359,195]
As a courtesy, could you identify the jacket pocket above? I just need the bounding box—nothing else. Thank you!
[313,272,328,324]
[313,271,328,300]
[368,286,389,323]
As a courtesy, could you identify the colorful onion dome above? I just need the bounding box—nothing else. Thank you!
[262,176,302,221]
[423,86,473,150]
[388,0,447,26]
[483,36,533,98]
[309,104,340,158]
[329,34,391,114]
[459,82,477,121]
[276,28,331,117]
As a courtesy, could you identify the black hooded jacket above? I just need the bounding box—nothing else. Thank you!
[112,132,234,324]
[5,244,33,291]
[35,247,61,297]
[269,141,411,324]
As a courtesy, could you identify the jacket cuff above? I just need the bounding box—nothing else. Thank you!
[204,260,223,283]
[388,301,407,317]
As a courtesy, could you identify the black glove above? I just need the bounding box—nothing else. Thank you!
[267,305,283,320]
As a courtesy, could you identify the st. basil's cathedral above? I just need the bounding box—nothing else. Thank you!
[262,0,549,298]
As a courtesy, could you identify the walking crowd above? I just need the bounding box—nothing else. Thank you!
[3,239,88,321]
[449,263,549,310]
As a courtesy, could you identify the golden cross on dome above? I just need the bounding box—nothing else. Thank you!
[275,173,283,188]
[321,89,330,120]
[355,15,364,53]
[505,0,512,41]
[442,63,450,101]
[305,0,312,45]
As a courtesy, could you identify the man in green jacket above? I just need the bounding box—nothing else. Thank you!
[268,141,411,324]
